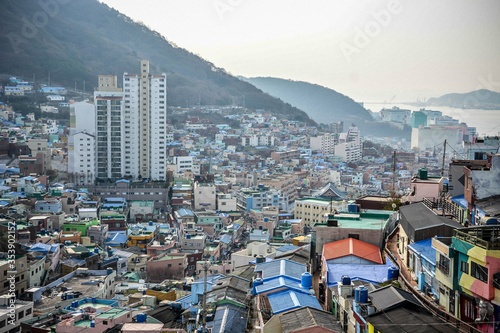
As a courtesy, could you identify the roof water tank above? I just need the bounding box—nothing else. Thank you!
[186,234,191,239]
[419,168,428,180]
[341,275,351,286]
[106,268,113,275]
[149,221,153,226]
[301,272,312,289]
[136,313,147,323]
[387,266,399,280]
[90,321,95,328]
[264,218,268,222]
[347,204,359,213]
[91,297,97,303]
[355,286,368,303]
[255,255,265,264]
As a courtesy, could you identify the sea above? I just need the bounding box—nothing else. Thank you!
[364,103,500,137]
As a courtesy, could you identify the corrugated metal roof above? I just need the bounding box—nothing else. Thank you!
[368,285,422,312]
[211,302,248,333]
[254,276,309,295]
[268,290,322,314]
[254,259,306,282]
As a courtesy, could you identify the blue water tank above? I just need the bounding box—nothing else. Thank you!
[149,221,153,226]
[171,302,181,310]
[387,266,399,280]
[253,278,263,295]
[90,321,95,328]
[106,268,113,275]
[94,248,99,254]
[301,272,312,289]
[341,275,351,286]
[264,218,268,222]
[41,229,46,235]
[348,204,360,213]
[485,217,499,225]
[186,234,191,239]
[72,301,78,308]
[355,286,368,303]
[91,297,96,303]
[259,225,263,230]
[137,313,147,323]
[256,255,265,264]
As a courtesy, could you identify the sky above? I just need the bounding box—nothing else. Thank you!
[100,0,500,102]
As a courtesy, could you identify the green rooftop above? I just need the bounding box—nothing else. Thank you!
[74,319,92,327]
[313,211,393,230]
[96,308,130,319]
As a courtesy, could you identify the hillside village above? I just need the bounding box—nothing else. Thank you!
[0,69,499,333]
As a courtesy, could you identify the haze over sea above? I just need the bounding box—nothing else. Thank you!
[364,103,500,137]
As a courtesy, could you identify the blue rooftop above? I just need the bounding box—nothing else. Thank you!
[326,255,396,287]
[212,302,248,333]
[267,290,322,314]
[254,276,310,295]
[451,195,468,209]
[408,238,436,265]
[276,244,300,253]
[177,209,194,217]
[255,259,306,282]
[105,233,128,245]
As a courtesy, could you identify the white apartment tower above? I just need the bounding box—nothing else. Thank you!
[123,60,167,181]
[68,101,96,185]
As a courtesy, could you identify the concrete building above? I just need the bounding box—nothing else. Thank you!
[26,138,50,171]
[194,182,216,210]
[310,134,336,155]
[68,101,96,184]
[0,295,33,333]
[411,126,464,151]
[380,106,411,125]
[95,76,123,180]
[407,169,444,203]
[294,198,348,226]
[123,60,167,181]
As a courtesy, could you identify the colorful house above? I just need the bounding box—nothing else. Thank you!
[451,226,500,332]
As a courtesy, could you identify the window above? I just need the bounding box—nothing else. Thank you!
[471,261,488,283]
[103,320,108,325]
[18,310,24,319]
[437,254,450,275]
[168,264,172,268]
[461,261,469,274]
[26,308,32,315]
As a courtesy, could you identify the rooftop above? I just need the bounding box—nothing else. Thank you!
[323,238,383,264]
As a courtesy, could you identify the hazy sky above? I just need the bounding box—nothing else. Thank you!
[101,0,500,102]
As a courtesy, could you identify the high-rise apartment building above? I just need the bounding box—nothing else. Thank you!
[95,76,123,180]
[68,101,96,185]
[122,60,167,181]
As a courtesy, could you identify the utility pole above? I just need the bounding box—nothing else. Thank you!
[201,260,208,333]
[441,140,447,216]
[441,140,447,177]
[392,150,396,194]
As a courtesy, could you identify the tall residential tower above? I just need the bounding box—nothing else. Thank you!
[122,60,167,181]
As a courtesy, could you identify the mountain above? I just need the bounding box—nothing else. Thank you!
[0,0,314,125]
[425,89,500,109]
[242,77,373,124]
[241,77,411,138]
